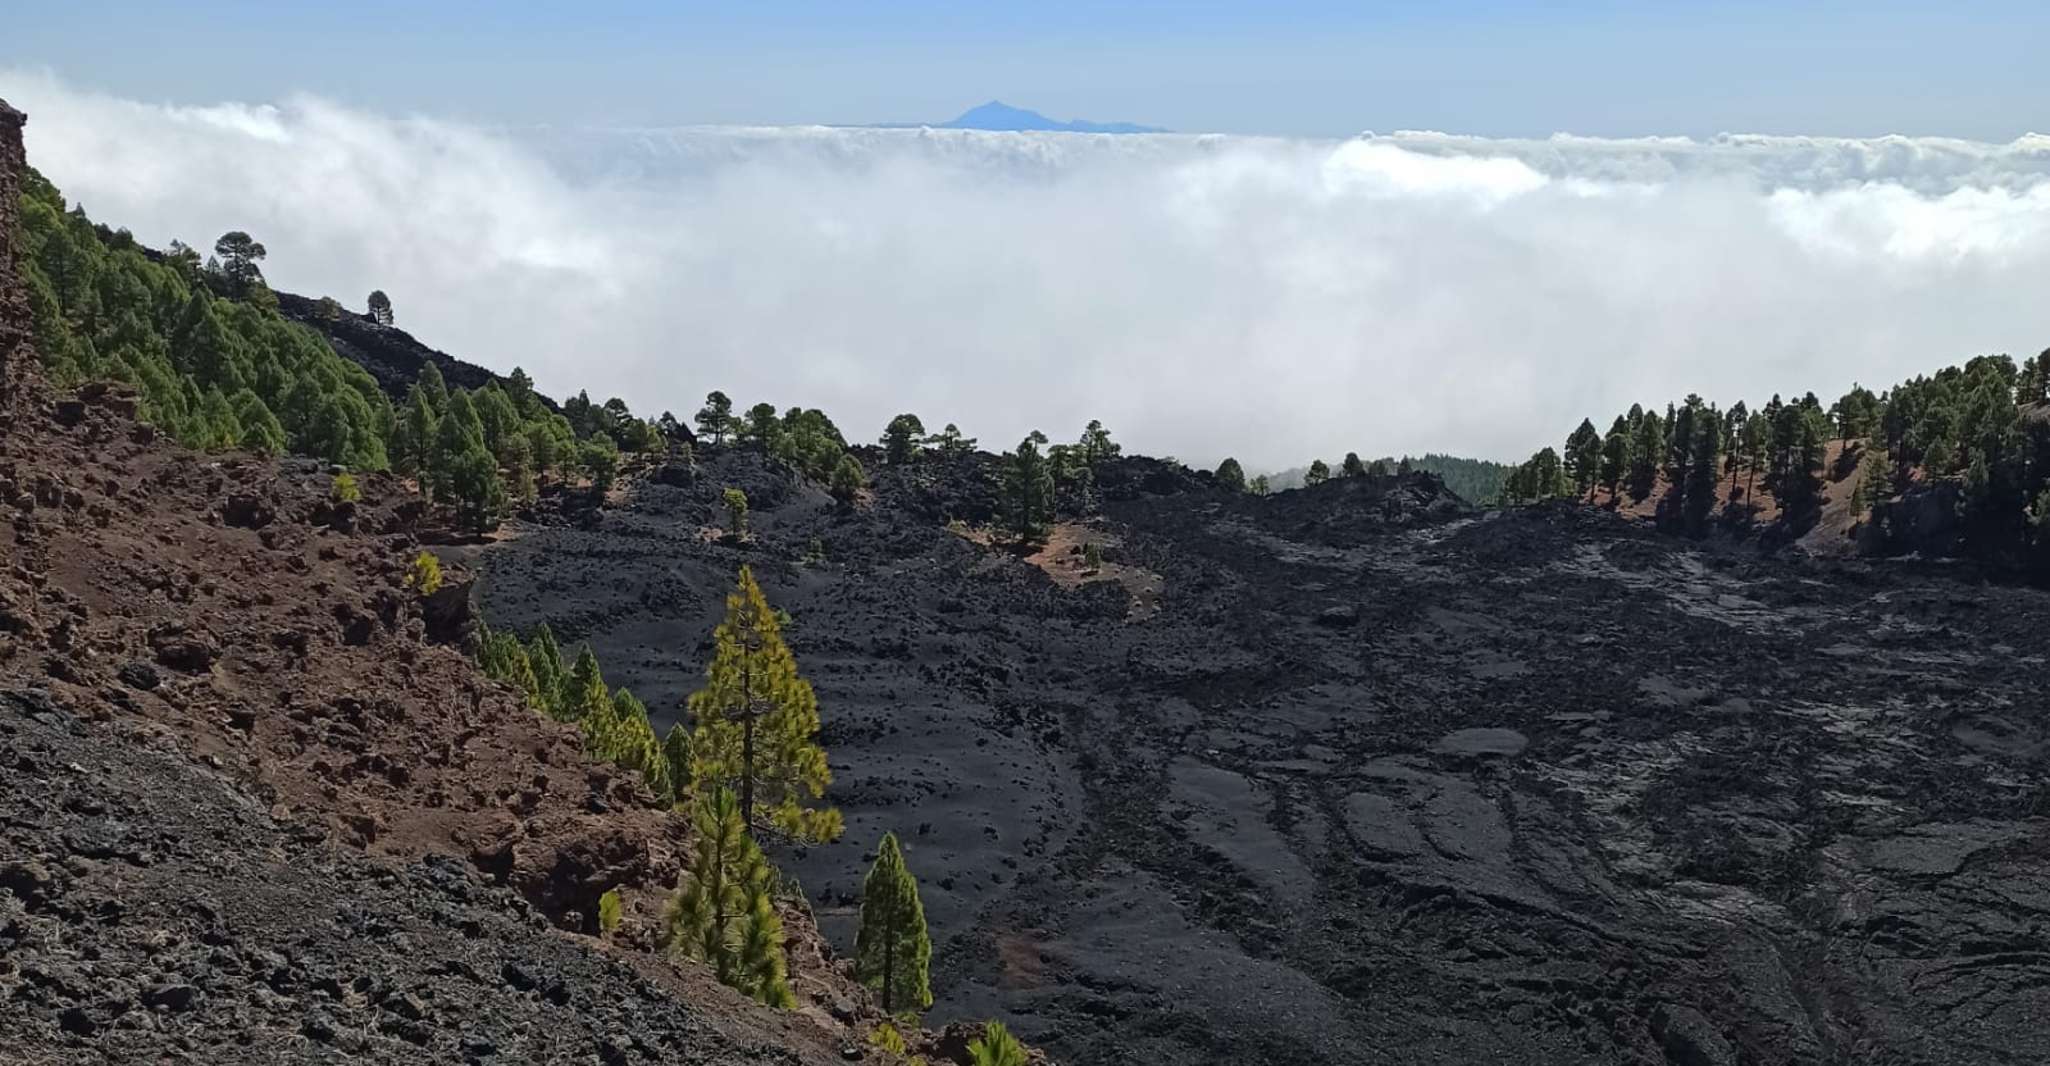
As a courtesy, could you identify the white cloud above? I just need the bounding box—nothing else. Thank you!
[6,68,2049,468]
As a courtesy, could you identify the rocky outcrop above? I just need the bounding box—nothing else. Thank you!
[0,99,30,413]
[273,290,528,404]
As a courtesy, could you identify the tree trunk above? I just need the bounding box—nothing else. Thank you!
[881,911,896,1013]
[740,638,756,836]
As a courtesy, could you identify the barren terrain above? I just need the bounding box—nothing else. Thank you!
[473,447,2050,1065]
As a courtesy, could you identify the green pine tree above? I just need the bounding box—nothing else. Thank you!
[1565,418,1603,500]
[1214,457,1247,492]
[687,566,842,843]
[1001,435,1055,541]
[661,789,795,1008]
[526,625,566,716]
[662,723,694,807]
[882,414,927,464]
[830,453,867,504]
[855,832,934,1014]
[562,645,612,728]
[607,688,671,799]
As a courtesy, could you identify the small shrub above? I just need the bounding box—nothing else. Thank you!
[1082,542,1103,569]
[332,471,361,503]
[968,1022,1028,1066]
[597,888,623,935]
[404,551,443,596]
[869,1022,928,1064]
[722,487,749,535]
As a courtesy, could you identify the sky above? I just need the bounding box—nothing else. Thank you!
[4,9,2049,467]
[5,2,2046,139]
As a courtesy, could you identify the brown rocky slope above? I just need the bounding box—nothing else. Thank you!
[0,97,945,1066]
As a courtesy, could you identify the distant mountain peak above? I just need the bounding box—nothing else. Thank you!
[938,100,1164,135]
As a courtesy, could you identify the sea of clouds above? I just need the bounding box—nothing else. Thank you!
[6,68,2049,468]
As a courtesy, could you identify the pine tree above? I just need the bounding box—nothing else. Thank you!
[930,423,975,456]
[722,487,749,536]
[1849,442,1889,520]
[392,383,438,482]
[1599,415,1630,499]
[1740,410,1771,507]
[967,1022,1029,1066]
[855,832,933,1014]
[448,443,505,532]
[367,289,394,325]
[1682,411,1722,535]
[737,857,795,1009]
[1341,452,1366,478]
[697,391,734,446]
[687,567,842,843]
[662,723,694,807]
[526,625,567,717]
[608,688,671,799]
[743,402,782,450]
[882,414,926,464]
[662,789,796,1008]
[1629,410,1663,499]
[1001,436,1055,542]
[1564,418,1603,500]
[830,454,867,504]
[1078,420,1119,467]
[1780,410,1828,523]
[1214,458,1247,492]
[562,645,613,730]
[430,390,484,502]
[1304,459,1331,487]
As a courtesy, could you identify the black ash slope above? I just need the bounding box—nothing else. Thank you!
[471,446,2050,1066]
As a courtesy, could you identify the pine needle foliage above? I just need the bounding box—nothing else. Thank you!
[855,832,933,1014]
[403,551,442,596]
[688,566,842,843]
[967,1022,1029,1066]
[661,789,796,1008]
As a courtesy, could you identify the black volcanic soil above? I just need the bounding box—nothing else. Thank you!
[471,446,2050,1066]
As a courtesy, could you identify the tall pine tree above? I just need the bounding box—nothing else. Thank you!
[855,832,933,1014]
[661,789,796,1008]
[688,567,842,843]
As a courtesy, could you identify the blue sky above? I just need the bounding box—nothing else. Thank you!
[5,1,2044,138]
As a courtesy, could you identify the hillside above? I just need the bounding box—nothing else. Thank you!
[0,97,956,1066]
[469,434,2050,1064]
[274,290,525,405]
[10,87,2050,1066]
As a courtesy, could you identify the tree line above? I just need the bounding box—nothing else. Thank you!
[392,361,678,531]
[21,169,389,466]
[1219,453,1512,503]
[1502,351,2050,569]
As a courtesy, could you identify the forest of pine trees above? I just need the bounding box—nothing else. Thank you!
[20,167,388,465]
[1505,351,2050,573]
[21,166,684,530]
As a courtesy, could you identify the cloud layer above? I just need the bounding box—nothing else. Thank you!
[6,69,2049,468]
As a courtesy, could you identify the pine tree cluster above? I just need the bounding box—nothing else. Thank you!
[21,166,681,522]
[1529,350,2050,569]
[477,623,685,805]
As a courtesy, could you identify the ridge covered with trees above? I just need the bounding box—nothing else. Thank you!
[1501,352,2050,577]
